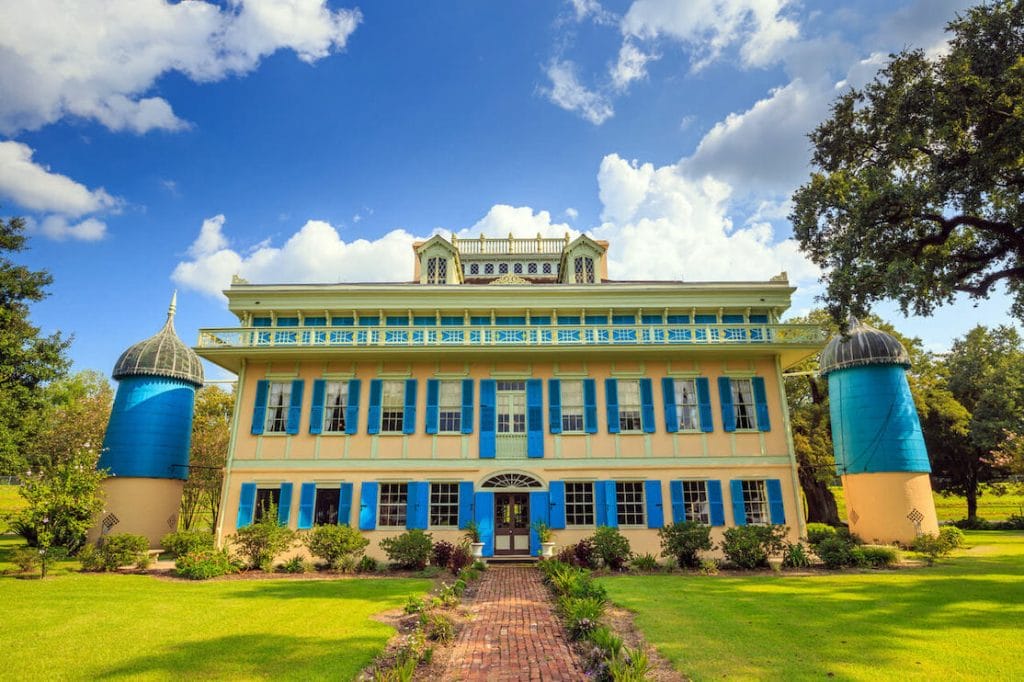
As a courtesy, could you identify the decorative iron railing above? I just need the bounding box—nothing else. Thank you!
[453,235,568,255]
[196,323,827,349]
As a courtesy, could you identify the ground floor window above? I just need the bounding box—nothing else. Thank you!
[615,481,645,526]
[378,482,408,528]
[430,482,459,527]
[314,487,340,525]
[682,480,710,524]
[565,481,595,526]
[254,487,281,522]
[741,480,769,525]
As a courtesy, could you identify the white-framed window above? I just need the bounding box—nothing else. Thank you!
[528,262,538,274]
[378,482,408,528]
[254,487,281,522]
[484,263,494,275]
[617,379,643,432]
[496,380,526,434]
[264,382,292,433]
[560,380,585,433]
[543,262,553,274]
[380,380,405,433]
[673,379,699,430]
[574,256,595,283]
[741,480,769,525]
[682,480,710,524]
[323,381,347,433]
[615,481,645,526]
[513,262,523,274]
[438,381,462,433]
[565,481,595,527]
[426,257,447,284]
[314,487,340,525]
[498,263,509,274]
[429,482,459,528]
[730,378,757,429]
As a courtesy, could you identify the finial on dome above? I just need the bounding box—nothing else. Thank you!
[168,290,177,319]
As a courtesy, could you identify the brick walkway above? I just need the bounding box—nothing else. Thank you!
[444,566,586,681]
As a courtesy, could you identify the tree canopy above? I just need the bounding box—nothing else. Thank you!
[180,385,234,531]
[791,1,1024,325]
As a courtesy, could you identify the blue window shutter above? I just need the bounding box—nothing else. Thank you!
[752,377,771,431]
[345,379,361,435]
[718,377,736,432]
[640,378,656,433]
[602,480,618,528]
[529,491,549,556]
[527,379,544,458]
[644,480,664,528]
[297,483,316,529]
[696,378,714,432]
[474,491,495,556]
[661,378,679,433]
[286,380,304,435]
[358,481,378,530]
[277,482,293,525]
[403,379,417,434]
[549,481,566,529]
[605,379,620,434]
[237,482,256,528]
[251,381,268,435]
[707,480,726,526]
[367,379,382,435]
[425,379,439,434]
[408,481,428,529]
[767,479,786,524]
[548,379,562,434]
[458,481,474,528]
[583,379,598,433]
[669,481,685,523]
[595,481,607,526]
[309,380,325,435]
[338,482,353,525]
[479,379,496,459]
[460,379,474,434]
[729,480,746,526]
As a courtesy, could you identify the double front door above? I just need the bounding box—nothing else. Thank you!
[494,492,530,555]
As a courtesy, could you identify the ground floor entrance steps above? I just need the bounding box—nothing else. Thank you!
[444,566,586,681]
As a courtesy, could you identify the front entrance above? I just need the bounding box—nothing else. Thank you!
[494,492,530,555]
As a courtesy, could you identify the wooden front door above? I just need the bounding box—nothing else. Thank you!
[494,492,530,555]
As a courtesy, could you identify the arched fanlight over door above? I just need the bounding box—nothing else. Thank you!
[480,472,544,489]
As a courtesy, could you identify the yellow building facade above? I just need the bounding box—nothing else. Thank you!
[196,235,826,559]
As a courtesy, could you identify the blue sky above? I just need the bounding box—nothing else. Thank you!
[0,0,1014,380]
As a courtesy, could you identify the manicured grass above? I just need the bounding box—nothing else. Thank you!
[831,484,1024,522]
[601,531,1024,681]
[0,537,429,681]
[0,485,25,532]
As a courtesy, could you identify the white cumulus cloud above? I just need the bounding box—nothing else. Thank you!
[0,0,361,135]
[542,59,614,125]
[611,41,657,91]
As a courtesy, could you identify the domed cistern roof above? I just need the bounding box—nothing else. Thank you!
[819,317,911,377]
[112,292,204,387]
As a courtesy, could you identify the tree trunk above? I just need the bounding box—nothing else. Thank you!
[966,482,979,520]
[799,462,841,525]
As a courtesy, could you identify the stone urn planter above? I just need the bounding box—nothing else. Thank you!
[471,542,485,559]
[540,542,556,558]
[768,556,784,572]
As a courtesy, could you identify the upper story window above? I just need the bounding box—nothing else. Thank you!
[565,481,595,527]
[729,378,757,430]
[543,263,553,274]
[617,379,643,432]
[498,263,509,274]
[438,381,462,433]
[527,262,538,274]
[265,382,292,433]
[615,481,645,526]
[469,263,479,275]
[574,256,595,284]
[381,380,406,433]
[324,381,348,433]
[683,480,710,524]
[378,482,408,528]
[741,480,769,525]
[426,257,447,284]
[560,380,585,433]
[513,263,523,274]
[672,379,699,431]
[484,263,494,275]
[496,380,526,434]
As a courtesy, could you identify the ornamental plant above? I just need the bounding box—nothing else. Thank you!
[720,525,787,569]
[230,504,297,571]
[592,526,631,570]
[658,521,713,568]
[303,524,369,570]
[379,529,433,570]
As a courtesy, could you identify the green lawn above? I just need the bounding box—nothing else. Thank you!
[830,484,1024,522]
[0,537,429,681]
[601,531,1024,681]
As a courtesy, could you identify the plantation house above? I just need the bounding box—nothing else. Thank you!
[195,234,826,559]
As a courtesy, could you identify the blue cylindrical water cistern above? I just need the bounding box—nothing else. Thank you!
[90,293,205,547]
[820,318,938,544]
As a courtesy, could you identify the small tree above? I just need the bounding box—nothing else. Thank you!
[658,521,714,568]
[181,386,233,530]
[12,456,106,553]
[592,526,632,570]
[303,524,369,570]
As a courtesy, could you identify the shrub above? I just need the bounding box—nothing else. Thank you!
[782,542,810,568]
[560,595,605,640]
[77,543,103,571]
[458,566,480,582]
[557,538,599,568]
[438,582,461,607]
[357,555,380,573]
[472,559,487,571]
[421,611,455,643]
[231,508,297,570]
[860,545,898,568]
[629,553,659,572]
[449,542,473,574]
[380,530,433,570]
[699,558,719,575]
[98,533,150,570]
[593,526,632,570]
[1000,514,1024,530]
[815,535,857,569]
[658,521,714,568]
[805,522,838,546]
[276,555,309,573]
[588,626,623,658]
[175,548,238,580]
[403,595,425,614]
[303,524,369,570]
[12,547,40,573]
[431,540,456,569]
[720,525,787,569]
[939,526,966,549]
[951,517,994,530]
[161,530,215,558]
[608,646,652,682]
[912,532,957,565]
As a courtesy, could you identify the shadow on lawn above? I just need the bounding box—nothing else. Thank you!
[95,633,385,680]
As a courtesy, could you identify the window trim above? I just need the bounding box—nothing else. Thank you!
[616,379,644,433]
[263,381,292,435]
[560,379,586,434]
[672,378,701,432]
[437,380,463,435]
[740,479,770,525]
[564,480,596,528]
[615,480,646,528]
[681,479,711,525]
[312,486,341,526]
[377,481,409,528]
[379,379,406,435]
[428,481,460,529]
[253,486,282,523]
[322,380,348,434]
[730,378,759,431]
